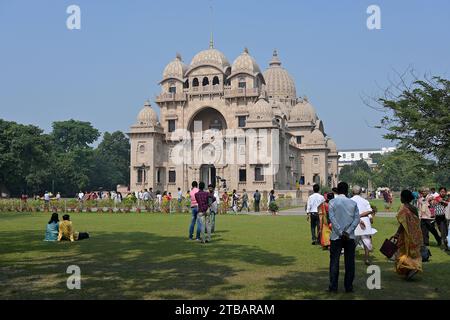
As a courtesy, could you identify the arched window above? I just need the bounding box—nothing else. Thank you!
[212,76,220,86]
[168,81,176,94]
[184,79,189,89]
[202,77,209,86]
[238,77,246,88]
[193,78,199,87]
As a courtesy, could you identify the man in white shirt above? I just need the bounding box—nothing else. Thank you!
[351,185,377,265]
[307,184,325,245]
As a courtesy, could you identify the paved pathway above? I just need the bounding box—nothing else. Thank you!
[236,207,396,217]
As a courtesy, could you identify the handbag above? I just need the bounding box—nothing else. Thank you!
[380,236,398,258]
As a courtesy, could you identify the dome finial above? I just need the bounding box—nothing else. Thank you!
[244,47,249,54]
[269,49,281,67]
[176,52,182,61]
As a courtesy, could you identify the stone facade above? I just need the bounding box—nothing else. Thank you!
[128,44,339,196]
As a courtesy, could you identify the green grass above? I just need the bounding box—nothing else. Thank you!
[0,212,449,300]
[369,198,402,212]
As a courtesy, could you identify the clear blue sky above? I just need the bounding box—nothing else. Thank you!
[1,0,449,149]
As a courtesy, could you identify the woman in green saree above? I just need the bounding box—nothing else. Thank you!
[393,190,423,280]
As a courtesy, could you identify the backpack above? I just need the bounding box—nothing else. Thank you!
[421,246,431,262]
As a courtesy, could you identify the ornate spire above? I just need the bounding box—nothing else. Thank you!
[175,52,182,61]
[209,32,214,49]
[269,49,281,67]
[244,47,249,54]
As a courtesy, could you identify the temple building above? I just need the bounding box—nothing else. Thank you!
[128,43,339,197]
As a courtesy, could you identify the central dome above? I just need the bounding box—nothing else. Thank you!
[190,46,230,72]
[263,50,297,100]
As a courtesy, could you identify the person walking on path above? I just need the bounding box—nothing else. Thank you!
[307,184,325,245]
[393,190,423,280]
[239,189,249,213]
[351,185,377,266]
[188,181,201,240]
[418,188,442,247]
[253,190,261,212]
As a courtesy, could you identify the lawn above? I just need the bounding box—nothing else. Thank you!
[369,198,402,212]
[0,212,449,300]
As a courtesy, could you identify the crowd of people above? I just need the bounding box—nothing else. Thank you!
[307,182,449,292]
[39,180,449,293]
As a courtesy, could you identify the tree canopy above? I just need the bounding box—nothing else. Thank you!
[0,118,130,197]
[376,76,450,166]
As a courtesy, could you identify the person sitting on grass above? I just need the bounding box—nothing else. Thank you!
[44,212,59,241]
[58,214,90,242]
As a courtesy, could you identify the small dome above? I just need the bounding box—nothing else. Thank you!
[289,99,317,123]
[263,50,297,99]
[305,129,326,145]
[162,53,188,80]
[250,96,273,120]
[231,48,261,76]
[190,47,230,72]
[327,138,337,153]
[137,101,159,126]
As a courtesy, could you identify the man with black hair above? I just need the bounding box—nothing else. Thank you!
[434,187,449,250]
[58,214,89,242]
[328,182,360,293]
[307,184,325,245]
[195,182,215,243]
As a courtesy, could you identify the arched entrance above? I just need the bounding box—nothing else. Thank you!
[188,107,227,188]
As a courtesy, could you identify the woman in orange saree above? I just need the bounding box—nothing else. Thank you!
[394,190,423,280]
[319,192,334,250]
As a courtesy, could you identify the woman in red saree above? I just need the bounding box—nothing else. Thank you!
[394,190,423,280]
[318,192,334,250]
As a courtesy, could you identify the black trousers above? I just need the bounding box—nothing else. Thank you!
[329,239,356,292]
[421,219,441,246]
[254,201,260,212]
[310,213,320,242]
[435,215,448,243]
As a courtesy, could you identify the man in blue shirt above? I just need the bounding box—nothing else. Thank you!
[328,182,360,293]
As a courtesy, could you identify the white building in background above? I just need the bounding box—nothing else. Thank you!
[127,43,340,200]
[338,147,396,171]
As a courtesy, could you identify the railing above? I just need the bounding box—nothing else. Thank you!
[155,92,187,102]
[224,87,260,98]
[188,85,223,95]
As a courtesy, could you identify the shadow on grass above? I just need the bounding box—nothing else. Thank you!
[0,229,295,299]
[263,247,450,300]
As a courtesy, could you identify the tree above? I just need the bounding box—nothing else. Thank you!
[52,119,100,152]
[0,119,52,195]
[372,149,435,191]
[374,75,450,166]
[50,120,100,195]
[339,160,372,188]
[90,131,130,190]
